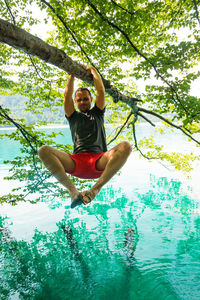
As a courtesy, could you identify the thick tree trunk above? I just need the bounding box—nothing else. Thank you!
[0,18,138,107]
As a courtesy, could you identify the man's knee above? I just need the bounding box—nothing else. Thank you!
[38,145,51,159]
[118,141,132,156]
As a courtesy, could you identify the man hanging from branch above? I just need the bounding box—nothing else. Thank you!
[38,66,132,208]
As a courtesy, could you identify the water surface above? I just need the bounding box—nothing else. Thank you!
[0,125,200,299]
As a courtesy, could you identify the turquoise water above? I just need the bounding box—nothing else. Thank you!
[0,125,200,299]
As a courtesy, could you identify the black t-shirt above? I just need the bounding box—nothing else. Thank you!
[65,104,107,154]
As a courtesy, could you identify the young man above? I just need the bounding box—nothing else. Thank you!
[38,66,132,208]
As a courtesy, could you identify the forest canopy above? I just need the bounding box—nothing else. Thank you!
[0,0,199,204]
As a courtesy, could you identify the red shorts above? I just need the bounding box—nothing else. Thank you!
[66,152,105,179]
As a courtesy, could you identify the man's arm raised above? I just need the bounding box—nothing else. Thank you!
[87,66,105,110]
[64,75,75,117]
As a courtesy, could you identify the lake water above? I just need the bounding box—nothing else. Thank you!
[0,125,200,300]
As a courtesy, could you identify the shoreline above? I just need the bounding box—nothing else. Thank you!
[0,122,163,131]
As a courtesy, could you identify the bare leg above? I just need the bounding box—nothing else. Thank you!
[38,145,79,202]
[81,142,132,204]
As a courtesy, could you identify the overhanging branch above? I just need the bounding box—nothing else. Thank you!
[0,18,140,107]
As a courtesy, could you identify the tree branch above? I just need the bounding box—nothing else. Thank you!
[0,18,140,107]
[0,106,58,194]
[107,110,157,159]
[138,106,200,145]
[1,0,57,192]
[0,106,38,153]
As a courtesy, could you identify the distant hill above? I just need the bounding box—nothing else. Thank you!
[0,94,115,127]
[0,95,66,127]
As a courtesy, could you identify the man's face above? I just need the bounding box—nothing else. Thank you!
[75,90,92,113]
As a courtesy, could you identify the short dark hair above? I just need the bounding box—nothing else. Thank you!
[75,87,92,97]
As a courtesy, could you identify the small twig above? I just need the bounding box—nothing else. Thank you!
[193,0,200,27]
[130,113,158,160]
[137,112,156,127]
[28,54,56,83]
[3,0,16,25]
[22,173,52,199]
[168,0,187,27]
[110,0,135,15]
[107,111,133,145]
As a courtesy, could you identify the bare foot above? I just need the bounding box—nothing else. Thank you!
[70,193,83,208]
[81,189,99,205]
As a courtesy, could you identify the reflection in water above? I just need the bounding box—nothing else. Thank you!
[0,177,200,299]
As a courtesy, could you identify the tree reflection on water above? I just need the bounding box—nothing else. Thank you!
[0,178,200,299]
